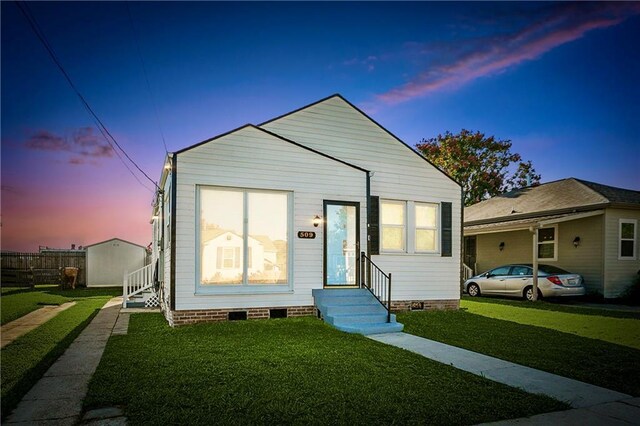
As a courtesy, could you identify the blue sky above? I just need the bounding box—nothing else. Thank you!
[2,1,639,251]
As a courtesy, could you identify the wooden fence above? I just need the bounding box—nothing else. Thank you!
[1,252,86,287]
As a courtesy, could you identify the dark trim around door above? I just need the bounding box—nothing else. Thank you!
[323,200,361,288]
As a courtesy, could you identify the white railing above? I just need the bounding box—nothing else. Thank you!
[463,263,474,282]
[123,263,154,307]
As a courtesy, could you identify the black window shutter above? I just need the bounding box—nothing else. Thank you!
[441,202,452,257]
[369,196,380,255]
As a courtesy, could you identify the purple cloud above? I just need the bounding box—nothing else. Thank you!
[377,3,640,104]
[24,127,113,164]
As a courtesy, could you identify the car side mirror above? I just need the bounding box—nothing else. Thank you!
[485,273,493,278]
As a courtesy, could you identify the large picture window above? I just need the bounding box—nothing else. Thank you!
[537,226,557,261]
[415,203,438,252]
[199,187,289,286]
[381,200,406,252]
[619,219,637,260]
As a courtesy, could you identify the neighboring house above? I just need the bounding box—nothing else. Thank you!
[146,94,462,327]
[86,238,147,287]
[464,178,640,298]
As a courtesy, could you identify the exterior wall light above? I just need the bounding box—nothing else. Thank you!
[499,242,505,251]
[573,236,581,248]
[313,215,322,227]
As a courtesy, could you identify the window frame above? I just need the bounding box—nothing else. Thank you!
[619,219,637,260]
[537,225,558,261]
[380,199,407,253]
[195,185,293,294]
[414,202,439,253]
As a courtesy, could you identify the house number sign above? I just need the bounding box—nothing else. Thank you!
[297,231,316,239]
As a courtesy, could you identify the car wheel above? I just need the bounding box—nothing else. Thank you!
[467,283,481,297]
[524,286,543,301]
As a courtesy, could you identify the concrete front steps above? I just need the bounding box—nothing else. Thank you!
[312,288,404,335]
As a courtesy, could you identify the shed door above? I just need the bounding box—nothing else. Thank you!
[324,201,360,287]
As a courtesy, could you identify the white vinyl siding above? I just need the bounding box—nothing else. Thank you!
[262,96,462,302]
[619,219,637,260]
[173,126,367,310]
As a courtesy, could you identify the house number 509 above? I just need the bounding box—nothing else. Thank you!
[297,231,316,239]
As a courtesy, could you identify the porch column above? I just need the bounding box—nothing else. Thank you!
[530,226,539,301]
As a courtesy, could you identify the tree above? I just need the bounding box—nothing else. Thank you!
[416,129,541,206]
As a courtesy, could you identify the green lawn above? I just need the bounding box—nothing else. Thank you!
[398,303,640,397]
[462,298,640,350]
[1,286,122,325]
[1,287,121,418]
[85,315,567,425]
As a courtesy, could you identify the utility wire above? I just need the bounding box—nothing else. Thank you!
[126,2,169,155]
[15,0,157,193]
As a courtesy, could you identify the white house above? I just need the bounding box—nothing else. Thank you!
[86,238,147,287]
[143,95,462,330]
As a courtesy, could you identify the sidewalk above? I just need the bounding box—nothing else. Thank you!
[1,302,76,348]
[5,297,123,425]
[369,332,639,424]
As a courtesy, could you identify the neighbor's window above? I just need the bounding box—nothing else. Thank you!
[415,203,438,252]
[538,226,557,260]
[381,200,406,252]
[619,219,637,259]
[199,187,289,286]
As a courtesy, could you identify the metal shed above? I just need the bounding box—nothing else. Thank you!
[86,238,147,287]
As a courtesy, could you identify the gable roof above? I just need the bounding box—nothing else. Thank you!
[465,178,640,225]
[259,93,461,187]
[85,237,147,249]
[174,123,368,173]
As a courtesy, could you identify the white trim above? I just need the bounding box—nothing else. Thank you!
[195,185,293,293]
[415,202,439,254]
[380,199,407,253]
[537,224,558,262]
[618,218,637,260]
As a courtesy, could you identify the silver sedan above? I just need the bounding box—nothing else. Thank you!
[464,264,586,301]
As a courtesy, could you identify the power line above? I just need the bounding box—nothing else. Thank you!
[126,2,169,155]
[14,0,157,193]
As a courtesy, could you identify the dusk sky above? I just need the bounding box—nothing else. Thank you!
[2,1,639,252]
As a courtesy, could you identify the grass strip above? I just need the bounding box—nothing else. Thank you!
[1,292,70,325]
[398,309,640,396]
[462,299,640,349]
[86,315,567,425]
[1,287,121,325]
[461,295,640,320]
[1,298,107,417]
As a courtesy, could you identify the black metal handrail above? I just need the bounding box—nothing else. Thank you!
[358,251,392,323]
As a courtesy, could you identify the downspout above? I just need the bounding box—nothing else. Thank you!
[170,153,177,311]
[366,171,371,257]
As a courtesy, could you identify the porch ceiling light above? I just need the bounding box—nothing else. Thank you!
[313,215,322,228]
[499,242,505,251]
[573,236,581,248]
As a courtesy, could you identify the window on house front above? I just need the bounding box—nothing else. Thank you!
[199,186,289,286]
[415,203,438,252]
[619,219,637,259]
[538,226,557,260]
[381,200,405,252]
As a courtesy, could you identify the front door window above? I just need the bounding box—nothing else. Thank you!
[324,202,359,286]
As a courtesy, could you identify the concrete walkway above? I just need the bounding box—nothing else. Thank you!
[1,302,77,348]
[369,332,639,424]
[5,297,123,425]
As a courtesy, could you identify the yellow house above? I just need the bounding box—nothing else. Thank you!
[464,178,640,298]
